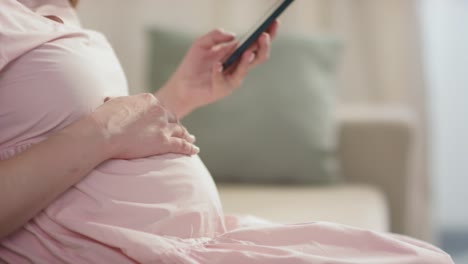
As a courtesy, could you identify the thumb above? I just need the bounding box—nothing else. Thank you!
[198,29,236,48]
[212,41,239,61]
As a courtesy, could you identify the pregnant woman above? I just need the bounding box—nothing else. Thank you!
[0,0,453,263]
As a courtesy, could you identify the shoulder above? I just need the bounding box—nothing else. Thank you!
[0,0,80,72]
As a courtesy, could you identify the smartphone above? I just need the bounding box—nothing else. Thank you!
[222,0,295,70]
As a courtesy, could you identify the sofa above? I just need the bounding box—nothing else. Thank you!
[144,31,427,239]
[145,32,429,241]
[217,105,419,237]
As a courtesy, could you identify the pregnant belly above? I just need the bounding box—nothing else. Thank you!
[44,154,226,240]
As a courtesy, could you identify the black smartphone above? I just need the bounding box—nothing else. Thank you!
[222,0,295,70]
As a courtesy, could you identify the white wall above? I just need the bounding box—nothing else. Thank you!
[421,0,468,229]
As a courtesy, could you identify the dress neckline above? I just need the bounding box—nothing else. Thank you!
[16,0,82,29]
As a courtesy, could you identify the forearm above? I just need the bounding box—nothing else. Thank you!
[0,116,110,238]
[155,83,194,120]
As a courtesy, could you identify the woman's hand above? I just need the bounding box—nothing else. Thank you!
[156,21,280,119]
[92,93,199,159]
[0,93,199,238]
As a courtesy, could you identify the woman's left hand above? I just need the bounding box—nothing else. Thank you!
[156,20,280,119]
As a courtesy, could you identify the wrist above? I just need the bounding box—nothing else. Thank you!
[60,115,113,162]
[155,81,194,119]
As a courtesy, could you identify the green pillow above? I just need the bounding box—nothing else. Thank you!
[147,29,341,184]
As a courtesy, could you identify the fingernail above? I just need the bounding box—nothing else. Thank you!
[249,53,256,63]
[220,28,236,36]
[225,31,236,36]
[218,63,224,73]
[189,135,196,142]
[194,146,200,153]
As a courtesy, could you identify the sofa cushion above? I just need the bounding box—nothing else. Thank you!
[148,29,341,184]
[217,184,389,232]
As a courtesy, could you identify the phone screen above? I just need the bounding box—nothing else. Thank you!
[222,0,295,70]
[237,0,284,45]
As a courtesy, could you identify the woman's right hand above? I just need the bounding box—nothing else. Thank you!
[91,93,199,159]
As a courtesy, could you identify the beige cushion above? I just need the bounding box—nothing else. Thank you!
[217,184,389,232]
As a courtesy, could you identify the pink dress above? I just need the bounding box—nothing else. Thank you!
[0,1,453,263]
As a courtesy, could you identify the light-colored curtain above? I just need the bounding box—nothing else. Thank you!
[77,0,429,241]
[78,0,424,106]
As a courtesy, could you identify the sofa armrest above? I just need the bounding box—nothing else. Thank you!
[337,105,428,239]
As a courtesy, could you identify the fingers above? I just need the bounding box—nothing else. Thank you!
[166,123,198,156]
[211,22,278,89]
[212,61,225,87]
[267,20,280,40]
[211,40,239,61]
[198,29,236,49]
[226,50,255,88]
[245,20,277,61]
[167,137,200,156]
[241,20,277,57]
[250,33,271,67]
[169,124,196,143]
[165,109,179,124]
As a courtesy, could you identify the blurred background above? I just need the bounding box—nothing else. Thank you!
[77,0,468,261]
